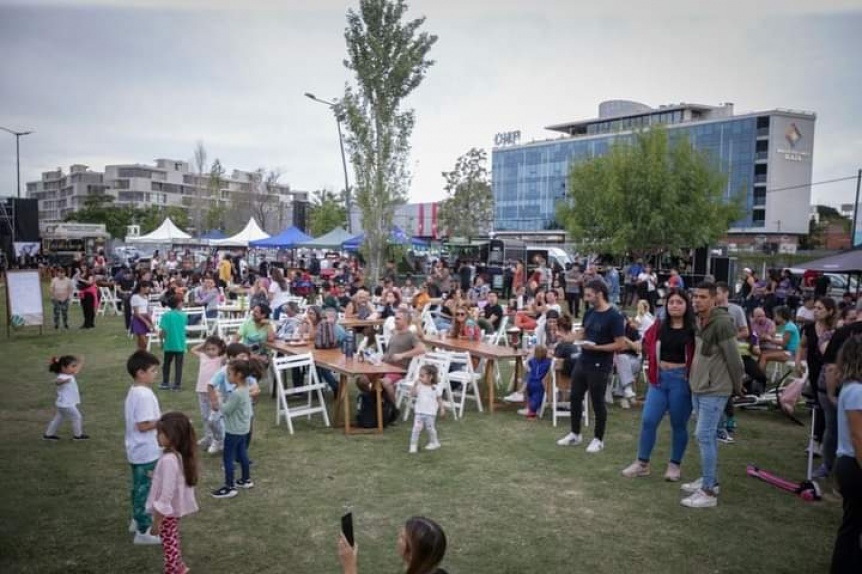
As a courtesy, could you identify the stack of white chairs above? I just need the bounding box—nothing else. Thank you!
[271,353,331,434]
[445,351,484,418]
[97,286,121,316]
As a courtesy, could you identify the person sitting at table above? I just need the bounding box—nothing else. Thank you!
[434,288,463,332]
[515,289,549,331]
[345,289,377,320]
[750,306,776,344]
[360,308,426,407]
[757,305,800,371]
[479,291,504,334]
[380,289,402,320]
[233,304,275,367]
[275,302,303,340]
[468,275,490,307]
[321,282,341,311]
[412,282,431,311]
[401,276,418,303]
[448,306,481,342]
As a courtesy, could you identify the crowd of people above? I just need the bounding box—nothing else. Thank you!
[39,248,862,573]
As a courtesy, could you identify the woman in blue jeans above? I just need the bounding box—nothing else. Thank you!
[621,289,696,482]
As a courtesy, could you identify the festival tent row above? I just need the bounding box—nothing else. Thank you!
[250,226,312,248]
[301,227,354,249]
[341,225,428,250]
[210,218,270,247]
[126,217,192,244]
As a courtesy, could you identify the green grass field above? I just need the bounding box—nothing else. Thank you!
[0,286,840,573]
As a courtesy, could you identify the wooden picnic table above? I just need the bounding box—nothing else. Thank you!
[420,334,524,413]
[267,341,405,434]
[339,318,385,331]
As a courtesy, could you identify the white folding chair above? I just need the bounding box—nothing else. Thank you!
[402,352,457,421]
[271,353,331,434]
[375,332,391,355]
[184,306,208,346]
[216,318,246,341]
[422,313,439,336]
[445,351,484,418]
[97,286,120,316]
[395,357,423,410]
[146,307,166,351]
[543,361,589,428]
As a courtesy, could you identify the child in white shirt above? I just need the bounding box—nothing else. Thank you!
[409,364,446,453]
[43,355,88,440]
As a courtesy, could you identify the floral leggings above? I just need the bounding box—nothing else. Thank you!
[161,516,187,574]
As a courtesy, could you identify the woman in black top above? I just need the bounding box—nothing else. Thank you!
[796,297,837,455]
[622,289,696,482]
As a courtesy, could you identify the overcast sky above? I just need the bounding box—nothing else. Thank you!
[1,0,860,207]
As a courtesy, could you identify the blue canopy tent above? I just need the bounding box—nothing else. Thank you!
[342,226,428,250]
[249,225,312,248]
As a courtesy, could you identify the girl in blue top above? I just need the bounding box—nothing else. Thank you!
[758,305,800,370]
[831,335,862,573]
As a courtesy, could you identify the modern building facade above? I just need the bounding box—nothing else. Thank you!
[27,159,309,234]
[492,100,816,239]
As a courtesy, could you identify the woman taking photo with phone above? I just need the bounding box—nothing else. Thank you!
[337,515,448,574]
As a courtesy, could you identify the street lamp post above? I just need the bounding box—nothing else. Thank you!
[304,93,353,233]
[0,127,34,199]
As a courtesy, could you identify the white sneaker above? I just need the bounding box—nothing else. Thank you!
[128,518,138,533]
[197,436,212,448]
[681,489,718,508]
[620,398,631,409]
[680,478,721,495]
[503,391,524,403]
[207,441,223,455]
[556,432,582,446]
[623,386,636,399]
[425,441,441,451]
[586,438,604,453]
[516,408,530,416]
[133,528,162,545]
[409,444,418,454]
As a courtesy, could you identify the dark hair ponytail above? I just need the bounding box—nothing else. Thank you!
[49,355,78,374]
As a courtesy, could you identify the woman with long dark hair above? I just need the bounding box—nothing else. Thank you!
[796,297,837,456]
[76,265,98,329]
[621,288,696,482]
[268,268,291,321]
[338,515,448,574]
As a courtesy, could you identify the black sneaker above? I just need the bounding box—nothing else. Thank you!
[236,479,255,489]
[211,486,238,499]
[73,434,90,441]
[42,435,61,441]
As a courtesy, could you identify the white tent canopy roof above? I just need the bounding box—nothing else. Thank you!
[210,218,270,247]
[126,217,192,244]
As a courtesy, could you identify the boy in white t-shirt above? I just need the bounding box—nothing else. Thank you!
[124,350,163,545]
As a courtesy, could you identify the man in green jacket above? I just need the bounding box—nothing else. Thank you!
[681,281,744,508]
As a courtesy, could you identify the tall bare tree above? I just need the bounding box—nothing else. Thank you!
[340,0,437,282]
[190,140,208,232]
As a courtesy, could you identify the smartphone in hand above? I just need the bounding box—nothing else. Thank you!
[341,512,354,547]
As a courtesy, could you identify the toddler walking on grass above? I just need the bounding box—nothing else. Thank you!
[43,355,89,441]
[409,364,445,453]
[190,336,226,450]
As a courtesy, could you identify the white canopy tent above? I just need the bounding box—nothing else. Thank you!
[210,218,270,247]
[125,217,192,244]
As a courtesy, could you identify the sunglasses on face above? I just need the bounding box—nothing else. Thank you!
[456,312,466,317]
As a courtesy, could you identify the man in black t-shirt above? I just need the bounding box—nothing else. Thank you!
[556,279,625,453]
[818,313,862,477]
[482,292,504,332]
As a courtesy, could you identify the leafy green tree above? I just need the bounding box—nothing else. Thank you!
[438,148,493,238]
[557,127,742,257]
[340,0,437,281]
[308,189,348,236]
[65,194,136,239]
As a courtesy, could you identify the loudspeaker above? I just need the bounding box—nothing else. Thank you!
[292,200,308,233]
[710,256,730,285]
[14,198,39,241]
[693,246,709,276]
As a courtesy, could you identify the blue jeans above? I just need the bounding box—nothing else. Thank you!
[637,367,692,465]
[692,394,729,490]
[223,432,250,488]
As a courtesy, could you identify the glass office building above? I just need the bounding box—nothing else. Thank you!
[492,100,815,237]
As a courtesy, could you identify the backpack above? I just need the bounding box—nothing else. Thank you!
[315,320,338,349]
[356,391,398,428]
